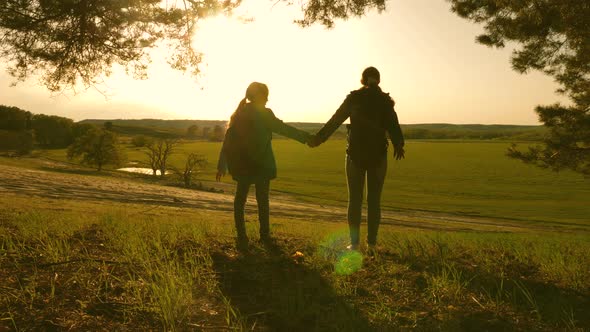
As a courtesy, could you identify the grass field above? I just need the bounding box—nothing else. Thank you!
[1,194,589,331]
[38,139,590,226]
[1,138,590,330]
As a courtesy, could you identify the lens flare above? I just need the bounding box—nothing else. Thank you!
[317,229,363,275]
[317,230,349,261]
[335,250,363,275]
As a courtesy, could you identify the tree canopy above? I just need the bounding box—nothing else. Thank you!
[67,127,124,171]
[0,105,31,131]
[3,0,587,173]
[293,0,385,28]
[0,0,240,91]
[449,0,589,175]
[0,0,381,92]
[0,104,92,148]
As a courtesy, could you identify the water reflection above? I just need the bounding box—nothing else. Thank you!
[117,167,170,175]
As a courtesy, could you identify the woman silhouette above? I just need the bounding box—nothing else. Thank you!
[309,67,405,254]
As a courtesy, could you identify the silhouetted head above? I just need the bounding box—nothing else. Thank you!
[245,82,269,106]
[361,67,380,87]
[229,82,270,127]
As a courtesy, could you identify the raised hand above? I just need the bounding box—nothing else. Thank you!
[393,146,405,160]
[216,170,225,182]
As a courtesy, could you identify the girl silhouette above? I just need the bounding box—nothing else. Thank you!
[217,82,311,249]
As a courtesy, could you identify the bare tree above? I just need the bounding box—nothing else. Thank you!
[159,139,177,176]
[145,139,178,176]
[172,153,207,187]
[145,142,161,176]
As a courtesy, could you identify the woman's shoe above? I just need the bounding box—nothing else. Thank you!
[367,244,377,258]
[346,244,359,251]
[236,236,249,252]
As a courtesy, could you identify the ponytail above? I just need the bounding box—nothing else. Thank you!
[228,82,269,127]
[229,97,248,127]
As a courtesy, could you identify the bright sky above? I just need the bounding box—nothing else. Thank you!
[0,0,569,124]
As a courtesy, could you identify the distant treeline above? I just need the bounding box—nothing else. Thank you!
[83,119,546,141]
[1,105,546,156]
[81,119,227,141]
[0,105,95,154]
[401,124,546,141]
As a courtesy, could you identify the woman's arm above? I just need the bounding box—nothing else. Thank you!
[314,95,353,145]
[384,99,405,160]
[216,130,229,181]
[387,109,404,148]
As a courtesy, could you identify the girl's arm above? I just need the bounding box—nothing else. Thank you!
[216,130,229,181]
[265,109,311,143]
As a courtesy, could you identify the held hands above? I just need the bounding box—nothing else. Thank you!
[307,134,321,148]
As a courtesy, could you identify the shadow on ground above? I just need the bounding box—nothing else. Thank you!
[210,238,375,331]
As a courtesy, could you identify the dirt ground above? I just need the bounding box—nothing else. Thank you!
[0,163,583,234]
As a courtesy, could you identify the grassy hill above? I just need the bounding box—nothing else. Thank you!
[37,139,590,226]
[81,119,546,141]
[0,167,588,331]
[80,119,228,140]
[1,136,589,330]
[81,119,227,130]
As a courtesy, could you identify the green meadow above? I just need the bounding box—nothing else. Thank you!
[265,140,589,225]
[1,195,589,331]
[2,138,589,330]
[41,138,590,225]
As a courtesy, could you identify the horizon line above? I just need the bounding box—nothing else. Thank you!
[79,118,543,127]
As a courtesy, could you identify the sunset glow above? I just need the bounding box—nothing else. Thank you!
[0,0,568,124]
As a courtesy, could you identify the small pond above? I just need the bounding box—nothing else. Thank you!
[117,167,170,176]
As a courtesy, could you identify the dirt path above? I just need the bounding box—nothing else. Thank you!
[0,163,584,233]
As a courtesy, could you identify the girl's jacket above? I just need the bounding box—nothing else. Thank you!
[217,103,310,182]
